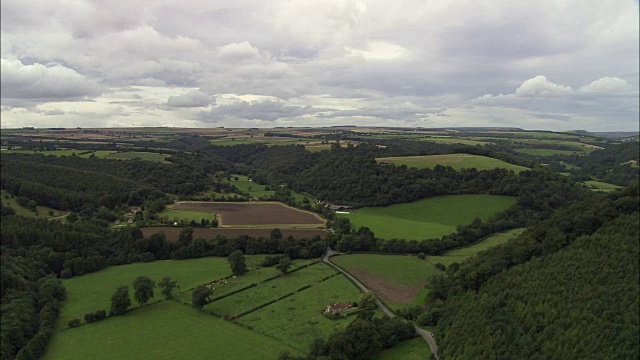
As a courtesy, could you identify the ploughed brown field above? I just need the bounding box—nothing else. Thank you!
[171,201,326,227]
[141,227,327,241]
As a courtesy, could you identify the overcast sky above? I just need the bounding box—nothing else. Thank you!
[1,0,638,131]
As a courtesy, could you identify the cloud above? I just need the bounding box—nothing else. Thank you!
[527,113,571,121]
[578,76,633,94]
[0,0,637,130]
[218,41,262,61]
[514,75,574,97]
[1,58,102,101]
[167,90,213,108]
[197,99,321,122]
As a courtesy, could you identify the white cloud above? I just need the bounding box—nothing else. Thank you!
[578,76,633,94]
[514,75,574,97]
[218,41,262,61]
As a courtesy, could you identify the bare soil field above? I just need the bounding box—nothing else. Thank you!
[171,201,326,227]
[348,269,419,304]
[141,227,327,240]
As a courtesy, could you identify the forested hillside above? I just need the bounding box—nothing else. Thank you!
[423,182,640,359]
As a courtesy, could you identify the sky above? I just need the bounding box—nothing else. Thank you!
[1,0,638,131]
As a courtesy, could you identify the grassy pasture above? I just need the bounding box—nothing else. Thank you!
[227,174,314,203]
[99,151,168,162]
[331,254,442,307]
[238,274,361,350]
[229,174,276,198]
[176,258,317,303]
[58,257,232,326]
[426,228,526,266]
[210,138,262,146]
[338,194,516,240]
[376,154,528,172]
[373,337,432,360]
[1,190,67,219]
[44,301,299,360]
[581,180,623,192]
[1,149,113,158]
[418,137,492,146]
[205,263,337,317]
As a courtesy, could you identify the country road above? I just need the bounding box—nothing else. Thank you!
[323,248,439,359]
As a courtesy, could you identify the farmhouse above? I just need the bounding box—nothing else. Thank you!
[324,302,353,315]
[328,204,353,211]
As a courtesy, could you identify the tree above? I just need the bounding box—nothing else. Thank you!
[192,284,213,309]
[275,255,292,275]
[270,228,283,241]
[359,291,377,310]
[158,277,179,299]
[228,250,247,275]
[110,286,131,315]
[132,276,155,306]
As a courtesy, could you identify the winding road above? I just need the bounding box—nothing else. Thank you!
[323,248,439,359]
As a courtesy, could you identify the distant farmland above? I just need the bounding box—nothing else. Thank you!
[141,227,327,240]
[171,201,326,228]
[376,153,528,172]
[338,194,516,240]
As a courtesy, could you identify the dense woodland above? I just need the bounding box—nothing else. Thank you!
[1,129,638,359]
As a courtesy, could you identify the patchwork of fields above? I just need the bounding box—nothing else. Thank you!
[338,194,517,240]
[46,257,360,359]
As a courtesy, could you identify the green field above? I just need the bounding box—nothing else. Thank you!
[374,337,432,360]
[58,257,232,326]
[158,208,217,223]
[205,263,337,317]
[2,149,169,162]
[419,137,492,146]
[1,190,67,219]
[1,149,113,158]
[44,301,299,360]
[229,174,276,198]
[376,154,528,172]
[176,258,317,303]
[426,228,526,266]
[239,274,361,350]
[211,138,261,146]
[228,174,314,203]
[100,151,168,162]
[338,194,517,240]
[581,180,623,192]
